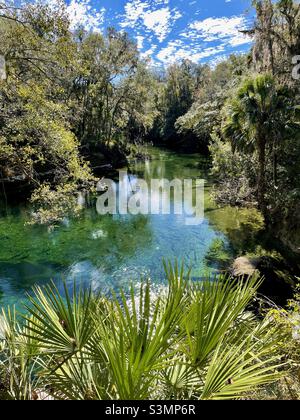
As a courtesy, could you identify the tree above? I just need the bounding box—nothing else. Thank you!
[222,74,295,214]
[176,56,249,152]
[248,0,300,83]
[0,1,93,224]
[67,28,158,166]
[151,60,199,147]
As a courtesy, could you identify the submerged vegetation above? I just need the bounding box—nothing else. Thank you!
[0,0,300,401]
[0,262,293,401]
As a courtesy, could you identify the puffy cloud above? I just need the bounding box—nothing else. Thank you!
[153,14,252,65]
[136,35,145,49]
[38,0,105,32]
[66,0,105,32]
[183,16,251,47]
[143,7,182,42]
[120,0,181,43]
[156,40,225,64]
[120,0,149,27]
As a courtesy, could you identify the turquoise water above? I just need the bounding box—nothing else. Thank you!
[0,148,267,308]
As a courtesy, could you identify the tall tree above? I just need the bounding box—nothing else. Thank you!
[222,74,294,214]
[151,60,199,147]
[0,1,93,224]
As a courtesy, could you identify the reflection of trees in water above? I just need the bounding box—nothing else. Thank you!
[130,150,208,216]
[131,149,209,182]
[205,205,266,255]
[0,261,63,301]
[0,148,278,306]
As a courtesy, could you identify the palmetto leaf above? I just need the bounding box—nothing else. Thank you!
[86,262,189,399]
[223,74,296,155]
[200,324,283,400]
[22,281,95,356]
[0,309,43,400]
[183,275,262,367]
[0,262,285,400]
[42,356,110,400]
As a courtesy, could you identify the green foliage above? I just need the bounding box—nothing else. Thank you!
[205,238,232,268]
[208,1,300,242]
[176,97,222,149]
[0,2,160,224]
[222,74,295,154]
[251,0,300,81]
[209,133,257,205]
[0,1,95,225]
[253,283,300,400]
[221,72,299,218]
[71,29,158,148]
[150,60,200,147]
[173,1,300,247]
[0,263,284,400]
[175,55,249,151]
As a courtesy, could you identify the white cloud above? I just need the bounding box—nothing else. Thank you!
[184,16,251,47]
[136,35,145,49]
[143,7,181,42]
[120,0,182,43]
[156,40,225,64]
[154,14,252,65]
[120,0,149,27]
[66,0,105,32]
[38,0,105,32]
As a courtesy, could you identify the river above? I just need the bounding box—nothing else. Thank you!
[0,147,282,308]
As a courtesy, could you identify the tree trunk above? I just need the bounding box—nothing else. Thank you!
[257,136,267,215]
[273,148,278,187]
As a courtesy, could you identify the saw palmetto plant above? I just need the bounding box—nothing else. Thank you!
[0,262,284,400]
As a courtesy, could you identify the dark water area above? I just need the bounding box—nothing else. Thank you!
[0,147,296,308]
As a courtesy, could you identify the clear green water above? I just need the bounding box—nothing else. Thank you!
[0,147,268,308]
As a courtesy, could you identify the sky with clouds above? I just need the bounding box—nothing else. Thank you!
[31,0,256,66]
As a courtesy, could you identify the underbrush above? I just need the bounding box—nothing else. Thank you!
[0,263,296,400]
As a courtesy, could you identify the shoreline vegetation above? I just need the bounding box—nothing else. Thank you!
[0,0,300,400]
[0,261,299,401]
[0,1,299,250]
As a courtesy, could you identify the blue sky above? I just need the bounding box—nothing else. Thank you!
[34,1,256,65]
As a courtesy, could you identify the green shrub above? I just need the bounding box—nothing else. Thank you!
[0,263,284,400]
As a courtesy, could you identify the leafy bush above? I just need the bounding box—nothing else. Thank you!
[261,282,300,400]
[0,263,284,400]
[209,134,256,205]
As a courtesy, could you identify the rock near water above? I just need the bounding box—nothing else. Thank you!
[231,256,296,306]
